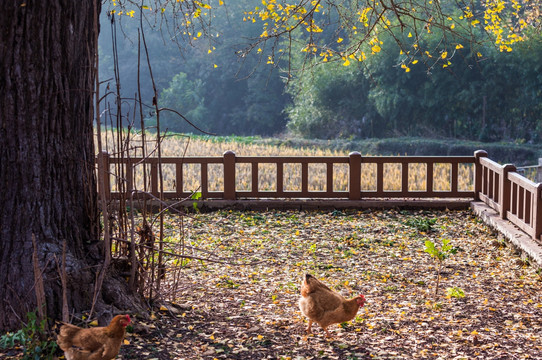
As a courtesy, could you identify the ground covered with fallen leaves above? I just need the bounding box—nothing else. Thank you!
[118,209,542,360]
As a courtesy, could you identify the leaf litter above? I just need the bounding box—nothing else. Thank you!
[4,209,541,359]
[116,209,542,359]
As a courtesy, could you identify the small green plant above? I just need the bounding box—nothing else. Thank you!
[424,238,458,298]
[0,311,57,360]
[191,191,202,212]
[216,275,239,289]
[384,285,399,292]
[446,287,466,299]
[405,217,437,232]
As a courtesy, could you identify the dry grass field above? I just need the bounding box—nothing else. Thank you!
[97,131,474,195]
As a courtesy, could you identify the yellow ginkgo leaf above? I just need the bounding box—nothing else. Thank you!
[408,32,412,38]
[342,58,350,66]
[123,339,130,345]
[456,44,464,49]
[441,51,448,59]
[337,37,344,43]
[412,59,419,64]
[89,320,99,326]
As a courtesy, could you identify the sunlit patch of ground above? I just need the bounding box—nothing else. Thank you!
[119,209,542,359]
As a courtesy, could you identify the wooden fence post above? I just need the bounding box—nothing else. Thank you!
[349,152,361,200]
[500,164,516,220]
[534,184,542,241]
[97,151,111,200]
[474,150,488,201]
[151,161,158,196]
[223,150,236,200]
[537,158,542,183]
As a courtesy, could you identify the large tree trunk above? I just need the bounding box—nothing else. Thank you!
[0,1,140,331]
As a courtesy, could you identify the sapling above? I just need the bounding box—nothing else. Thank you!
[424,238,458,298]
[446,286,465,299]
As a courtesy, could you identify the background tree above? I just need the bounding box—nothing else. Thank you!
[156,72,209,133]
[99,0,291,136]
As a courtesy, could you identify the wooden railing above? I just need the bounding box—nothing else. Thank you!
[97,151,476,200]
[97,149,542,243]
[476,150,542,241]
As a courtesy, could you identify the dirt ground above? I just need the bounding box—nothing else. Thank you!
[2,209,542,359]
[118,209,542,359]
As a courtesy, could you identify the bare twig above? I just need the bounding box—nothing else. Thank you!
[61,241,69,322]
[31,234,46,323]
[112,238,267,266]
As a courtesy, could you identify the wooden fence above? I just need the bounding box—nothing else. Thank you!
[97,149,542,243]
[476,151,542,241]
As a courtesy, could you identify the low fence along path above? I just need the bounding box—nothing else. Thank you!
[97,150,542,263]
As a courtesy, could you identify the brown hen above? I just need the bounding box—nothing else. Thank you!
[299,274,365,337]
[57,314,131,360]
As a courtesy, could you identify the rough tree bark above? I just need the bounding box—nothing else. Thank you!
[0,1,142,331]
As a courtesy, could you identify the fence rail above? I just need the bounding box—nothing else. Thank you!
[476,151,542,241]
[97,149,542,243]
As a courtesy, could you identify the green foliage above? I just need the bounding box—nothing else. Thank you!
[191,191,202,212]
[0,311,57,360]
[285,61,382,139]
[405,217,437,232]
[99,2,290,137]
[216,275,240,289]
[424,238,458,298]
[286,25,542,142]
[99,1,542,142]
[156,72,209,133]
[424,238,458,262]
[446,287,466,299]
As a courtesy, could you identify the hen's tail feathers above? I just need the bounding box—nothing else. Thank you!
[57,324,81,350]
[301,274,334,297]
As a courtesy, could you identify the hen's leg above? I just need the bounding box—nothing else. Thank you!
[87,345,106,360]
[323,327,332,338]
[305,320,313,334]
